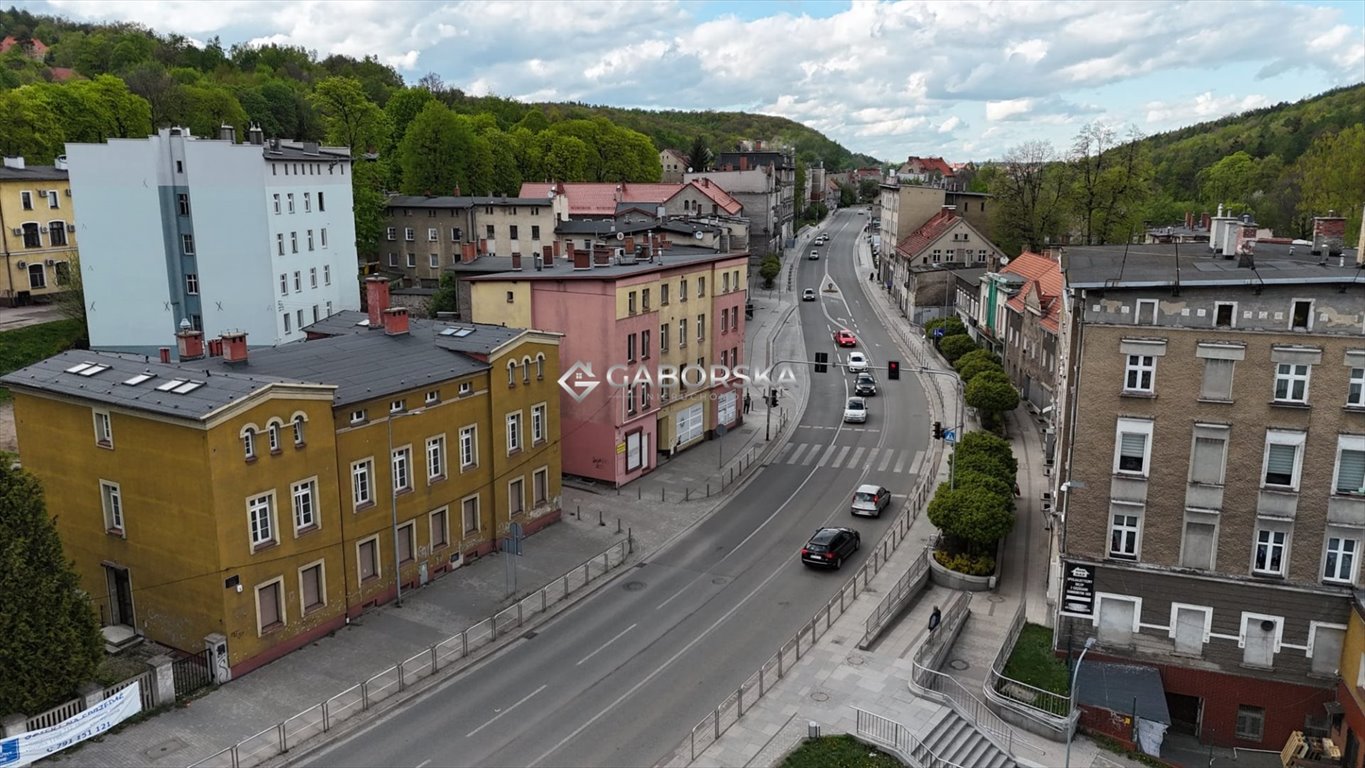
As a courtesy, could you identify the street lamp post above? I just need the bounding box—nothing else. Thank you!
[1064,636,1097,768]
[386,408,424,607]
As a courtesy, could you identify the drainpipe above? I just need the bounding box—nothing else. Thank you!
[0,188,11,304]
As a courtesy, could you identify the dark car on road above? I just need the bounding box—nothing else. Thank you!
[801,527,860,569]
[855,372,877,396]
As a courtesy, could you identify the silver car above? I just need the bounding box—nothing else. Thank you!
[852,484,891,517]
[843,397,867,423]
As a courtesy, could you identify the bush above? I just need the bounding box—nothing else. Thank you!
[966,372,1020,420]
[958,431,1018,478]
[934,549,996,576]
[759,256,782,288]
[957,357,1003,385]
[925,316,966,339]
[927,484,1015,552]
[954,348,999,371]
[938,334,978,363]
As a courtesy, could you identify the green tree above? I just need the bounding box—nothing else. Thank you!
[938,334,978,364]
[924,316,966,339]
[686,134,711,172]
[514,109,549,133]
[957,357,1002,386]
[537,132,590,181]
[989,140,1072,256]
[122,61,183,128]
[384,86,435,151]
[397,101,472,196]
[957,431,1018,478]
[485,129,523,196]
[838,183,857,207]
[965,370,1020,423]
[953,469,1013,503]
[1296,124,1365,245]
[857,177,880,201]
[954,348,999,372]
[1197,151,1258,209]
[427,272,458,317]
[927,484,1015,553]
[0,87,64,162]
[312,76,391,154]
[953,449,1015,485]
[0,461,104,715]
[351,159,388,259]
[759,256,782,288]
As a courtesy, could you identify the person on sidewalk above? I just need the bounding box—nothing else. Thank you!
[743,392,752,414]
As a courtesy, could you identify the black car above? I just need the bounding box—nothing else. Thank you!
[801,527,860,569]
[855,372,878,396]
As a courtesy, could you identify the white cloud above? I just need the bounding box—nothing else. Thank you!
[986,99,1034,121]
[1144,92,1272,125]
[938,116,962,133]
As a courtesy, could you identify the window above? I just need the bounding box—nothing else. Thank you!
[299,563,324,613]
[509,225,519,240]
[46,190,58,208]
[1324,532,1359,583]
[640,382,651,408]
[247,493,276,550]
[390,399,406,414]
[509,477,525,515]
[404,227,415,242]
[181,271,200,296]
[723,273,730,292]
[1109,506,1141,560]
[268,422,281,453]
[406,253,416,268]
[293,416,305,446]
[318,191,325,211]
[534,468,548,506]
[462,496,480,534]
[661,284,670,305]
[101,481,123,534]
[1113,419,1153,476]
[536,354,545,380]
[49,220,67,247]
[679,318,687,348]
[698,276,705,297]
[358,538,379,581]
[280,273,289,295]
[392,446,412,492]
[627,333,636,362]
[1200,358,1235,401]
[425,389,440,405]
[386,226,397,241]
[304,192,312,212]
[486,224,495,238]
[507,361,517,386]
[1189,426,1228,486]
[626,385,636,415]
[721,309,728,334]
[532,404,546,444]
[350,409,366,424]
[20,223,39,249]
[660,323,670,351]
[507,412,522,453]
[324,265,331,285]
[641,329,651,359]
[1181,511,1218,570]
[427,435,446,481]
[1235,706,1265,741]
[460,425,477,469]
[531,225,540,240]
[506,290,515,304]
[287,193,295,213]
[429,253,439,268]
[242,428,257,459]
[352,459,373,508]
[628,292,637,314]
[1291,300,1313,331]
[1334,436,1365,496]
[1135,299,1158,325]
[182,234,195,255]
[680,279,688,301]
[321,228,328,248]
[1254,526,1288,576]
[1349,367,1365,407]
[397,522,415,563]
[291,232,299,254]
[273,194,281,214]
[1262,431,1305,489]
[256,580,284,633]
[292,479,317,532]
[94,410,112,447]
[1214,302,1235,328]
[307,229,315,251]
[20,190,32,210]
[1124,354,1155,393]
[430,507,449,549]
[1273,363,1310,403]
[459,381,472,396]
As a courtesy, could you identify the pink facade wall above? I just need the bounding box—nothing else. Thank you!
[711,257,749,431]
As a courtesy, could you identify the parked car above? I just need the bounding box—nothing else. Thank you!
[844,396,867,423]
[855,372,877,396]
[852,484,891,517]
[846,352,868,372]
[808,250,820,260]
[834,329,857,347]
[801,527,860,569]
[802,288,817,301]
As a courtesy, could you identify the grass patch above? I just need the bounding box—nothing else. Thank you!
[782,735,902,768]
[1001,623,1071,696]
[0,318,86,401]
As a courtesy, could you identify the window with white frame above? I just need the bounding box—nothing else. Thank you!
[390,398,405,413]
[427,435,445,481]
[535,354,544,380]
[273,193,281,214]
[509,477,525,515]
[507,412,522,453]
[460,425,477,469]
[1335,436,1365,496]
[292,416,305,446]
[1273,363,1311,403]
[291,478,317,532]
[256,579,284,633]
[101,481,123,533]
[1253,524,1289,576]
[268,423,281,453]
[247,492,277,551]
[1262,431,1305,490]
[397,521,415,563]
[1311,625,1346,676]
[1124,354,1155,393]
[522,357,531,385]
[428,227,438,242]
[1291,300,1313,331]
[1135,299,1158,325]
[462,495,480,534]
[242,428,257,459]
[392,446,412,492]
[352,458,373,507]
[534,467,548,506]
[185,273,199,295]
[300,562,324,612]
[1323,529,1359,583]
[1113,418,1153,476]
[94,410,112,447]
[1350,366,1365,407]
[532,404,546,444]
[324,265,331,285]
[1108,504,1141,560]
[287,193,295,213]
[291,232,298,253]
[1189,425,1228,486]
[429,253,439,268]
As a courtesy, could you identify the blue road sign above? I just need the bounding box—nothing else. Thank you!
[933,327,945,338]
[943,429,958,444]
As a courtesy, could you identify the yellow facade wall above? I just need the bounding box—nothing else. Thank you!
[469,281,532,328]
[1,173,79,305]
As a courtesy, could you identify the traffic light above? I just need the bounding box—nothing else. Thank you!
[888,360,900,380]
[814,351,828,373]
[932,421,943,440]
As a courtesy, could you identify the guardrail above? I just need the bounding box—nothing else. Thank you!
[853,706,975,768]
[858,547,928,649]
[189,538,631,768]
[981,602,1075,740]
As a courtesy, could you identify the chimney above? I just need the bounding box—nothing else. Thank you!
[1184,211,1194,230]
[302,141,320,155]
[158,347,171,364]
[542,245,553,268]
[218,124,236,143]
[461,243,477,264]
[624,236,635,254]
[248,125,264,145]
[1312,211,1346,256]
[553,240,563,259]
[1200,212,1211,231]
[594,248,610,266]
[53,155,68,171]
[365,276,390,327]
[479,238,488,255]
[511,252,522,271]
[207,338,224,357]
[176,326,205,360]
[573,250,590,270]
[1234,220,1257,260]
[2,157,24,170]
[382,306,410,336]
[221,331,249,364]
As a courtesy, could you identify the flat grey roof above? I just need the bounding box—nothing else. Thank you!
[1062,243,1364,289]
[387,195,553,208]
[466,246,744,281]
[303,311,527,357]
[951,267,990,286]
[0,165,67,181]
[1075,662,1171,725]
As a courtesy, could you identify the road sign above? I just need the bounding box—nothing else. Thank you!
[933,327,945,338]
[715,423,728,437]
[942,429,957,444]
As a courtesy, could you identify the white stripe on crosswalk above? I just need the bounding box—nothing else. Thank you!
[878,449,895,472]
[865,448,879,469]
[910,450,924,473]
[848,447,865,468]
[817,445,838,466]
[787,444,811,464]
[779,442,797,460]
[894,450,909,473]
[832,446,851,468]
[804,445,825,466]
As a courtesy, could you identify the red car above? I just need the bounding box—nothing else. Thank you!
[834,330,857,347]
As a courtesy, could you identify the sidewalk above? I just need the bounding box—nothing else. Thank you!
[47,249,814,767]
[684,225,1152,768]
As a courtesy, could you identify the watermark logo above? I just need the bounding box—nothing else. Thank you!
[557,361,797,402]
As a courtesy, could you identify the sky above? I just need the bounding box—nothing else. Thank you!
[25,0,1365,162]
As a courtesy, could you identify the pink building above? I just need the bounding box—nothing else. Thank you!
[468,239,749,486]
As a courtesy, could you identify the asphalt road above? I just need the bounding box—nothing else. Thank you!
[297,208,933,768]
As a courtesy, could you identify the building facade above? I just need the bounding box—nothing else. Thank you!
[887,206,1002,324]
[1,156,78,306]
[878,182,991,253]
[467,243,748,486]
[660,148,690,183]
[972,251,1062,415]
[1052,239,1365,751]
[2,281,561,677]
[65,126,360,352]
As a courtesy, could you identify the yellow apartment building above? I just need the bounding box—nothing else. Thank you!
[0,156,78,306]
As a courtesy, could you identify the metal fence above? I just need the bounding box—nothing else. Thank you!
[173,649,215,698]
[190,538,631,768]
[859,547,928,649]
[984,601,1074,726]
[854,706,975,768]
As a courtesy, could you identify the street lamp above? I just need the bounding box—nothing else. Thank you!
[386,408,424,607]
[1064,636,1097,768]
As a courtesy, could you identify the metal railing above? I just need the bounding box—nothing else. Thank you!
[189,538,631,768]
[985,602,1073,719]
[854,707,975,768]
[859,547,928,649]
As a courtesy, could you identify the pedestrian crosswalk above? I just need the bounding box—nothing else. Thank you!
[777,442,923,473]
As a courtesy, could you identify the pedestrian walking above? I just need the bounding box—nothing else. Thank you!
[743,392,752,414]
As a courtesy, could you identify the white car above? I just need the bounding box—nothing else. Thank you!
[846,352,868,372]
[844,397,867,424]
[808,250,820,260]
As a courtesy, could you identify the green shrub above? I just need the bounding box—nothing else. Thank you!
[954,348,1000,371]
[759,256,782,288]
[938,334,978,363]
[925,316,967,339]
[957,357,1003,385]
[934,549,996,576]
[957,431,1019,477]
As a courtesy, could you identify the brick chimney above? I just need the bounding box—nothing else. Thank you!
[176,327,205,360]
[542,245,553,268]
[1312,211,1346,256]
[1184,211,1194,230]
[624,236,635,255]
[1233,218,1258,259]
[553,240,563,260]
[382,306,410,336]
[365,276,390,327]
[461,243,477,264]
[158,347,171,364]
[1200,212,1211,231]
[594,248,610,266]
[479,238,488,255]
[207,338,224,357]
[573,250,590,270]
[221,331,248,364]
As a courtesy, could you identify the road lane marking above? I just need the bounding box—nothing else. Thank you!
[849,447,866,468]
[465,684,548,738]
[417,760,432,768]
[802,446,821,466]
[832,446,851,468]
[576,623,637,666]
[895,451,908,473]
[865,448,880,468]
[778,442,797,460]
[878,449,895,472]
[817,444,838,466]
[787,443,810,464]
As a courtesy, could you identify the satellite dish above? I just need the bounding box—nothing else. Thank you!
[616,232,625,241]
[694,231,704,240]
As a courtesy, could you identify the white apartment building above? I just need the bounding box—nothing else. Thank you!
[66,126,360,353]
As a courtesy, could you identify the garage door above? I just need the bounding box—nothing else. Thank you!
[717,392,737,426]
[677,404,704,445]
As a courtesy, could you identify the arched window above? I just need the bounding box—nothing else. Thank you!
[241,426,258,460]
[535,353,545,381]
[522,356,532,384]
[268,422,281,453]
[292,415,306,446]
[507,360,517,386]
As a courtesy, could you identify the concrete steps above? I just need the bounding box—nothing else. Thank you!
[920,707,1016,768]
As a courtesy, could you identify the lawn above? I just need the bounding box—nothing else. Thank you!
[782,735,903,768]
[0,318,86,400]
[1000,623,1071,696]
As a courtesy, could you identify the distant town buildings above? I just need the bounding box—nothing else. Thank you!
[1,156,78,306]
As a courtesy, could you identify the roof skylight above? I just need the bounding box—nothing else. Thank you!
[76,364,110,377]
[172,381,204,394]
[156,379,186,391]
[123,373,154,386]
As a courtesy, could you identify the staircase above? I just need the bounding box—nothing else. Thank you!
[919,707,1016,768]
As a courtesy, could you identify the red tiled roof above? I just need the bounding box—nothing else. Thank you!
[900,156,954,177]
[1,36,48,57]
[683,179,742,215]
[895,209,959,259]
[518,181,741,217]
[1002,251,1062,333]
[49,67,77,82]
